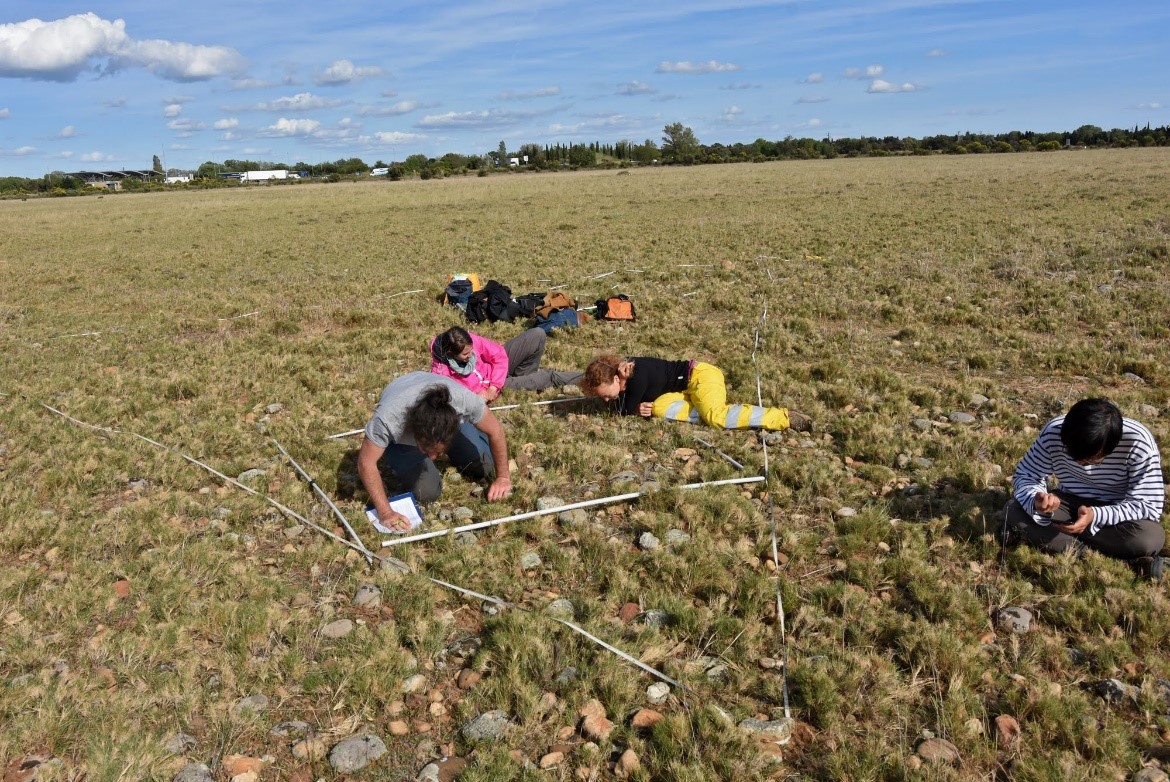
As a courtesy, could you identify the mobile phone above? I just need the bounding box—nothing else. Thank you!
[1048,500,1073,523]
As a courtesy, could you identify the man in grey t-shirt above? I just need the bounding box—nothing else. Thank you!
[358,373,512,530]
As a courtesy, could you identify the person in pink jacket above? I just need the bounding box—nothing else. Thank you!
[430,325,582,401]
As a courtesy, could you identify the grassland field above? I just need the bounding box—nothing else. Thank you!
[2,149,1170,781]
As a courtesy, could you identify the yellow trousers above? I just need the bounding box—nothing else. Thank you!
[650,362,790,430]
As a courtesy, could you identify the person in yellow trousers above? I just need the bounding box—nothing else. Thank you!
[580,354,812,432]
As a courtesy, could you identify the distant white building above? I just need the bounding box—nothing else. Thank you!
[164,175,192,184]
[371,167,389,176]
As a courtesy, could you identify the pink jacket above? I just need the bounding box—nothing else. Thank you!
[429,332,509,393]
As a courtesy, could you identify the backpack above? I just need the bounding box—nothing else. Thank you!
[442,273,483,311]
[514,292,546,319]
[466,279,516,323]
[596,294,637,322]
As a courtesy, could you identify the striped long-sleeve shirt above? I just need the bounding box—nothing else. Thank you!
[1012,414,1165,535]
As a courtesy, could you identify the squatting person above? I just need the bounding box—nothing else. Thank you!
[357,373,512,531]
[1007,397,1165,578]
[579,354,812,432]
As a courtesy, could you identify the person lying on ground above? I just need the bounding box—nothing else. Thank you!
[430,325,583,402]
[1006,397,1165,579]
[357,374,512,531]
[579,354,813,432]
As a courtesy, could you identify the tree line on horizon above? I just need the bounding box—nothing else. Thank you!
[3,122,1168,196]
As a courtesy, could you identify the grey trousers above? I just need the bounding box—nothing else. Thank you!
[1006,493,1165,560]
[501,327,583,391]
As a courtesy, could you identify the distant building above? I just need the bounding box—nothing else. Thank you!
[64,169,160,189]
[164,176,192,184]
[371,167,389,176]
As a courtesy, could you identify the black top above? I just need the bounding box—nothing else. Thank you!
[618,357,691,416]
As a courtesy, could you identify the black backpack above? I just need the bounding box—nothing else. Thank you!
[514,292,546,319]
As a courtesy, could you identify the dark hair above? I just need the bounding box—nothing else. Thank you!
[435,326,473,359]
[406,385,460,449]
[1061,398,1123,460]
[581,353,624,395]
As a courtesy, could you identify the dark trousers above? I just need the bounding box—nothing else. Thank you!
[1006,492,1165,560]
[377,422,493,503]
[501,327,583,391]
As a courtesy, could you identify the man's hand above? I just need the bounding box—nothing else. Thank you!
[1033,492,1061,514]
[487,475,512,502]
[379,507,411,532]
[638,401,653,417]
[1053,505,1093,535]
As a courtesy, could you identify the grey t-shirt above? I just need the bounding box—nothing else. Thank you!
[364,372,486,449]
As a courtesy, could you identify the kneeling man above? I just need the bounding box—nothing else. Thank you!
[1007,398,1165,578]
[358,373,512,531]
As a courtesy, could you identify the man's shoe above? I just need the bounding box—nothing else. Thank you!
[1130,555,1163,581]
[787,410,814,433]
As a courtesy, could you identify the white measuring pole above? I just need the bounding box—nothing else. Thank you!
[382,475,764,547]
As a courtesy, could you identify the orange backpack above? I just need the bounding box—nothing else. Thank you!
[596,294,637,321]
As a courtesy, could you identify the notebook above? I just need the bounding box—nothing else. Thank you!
[365,492,424,534]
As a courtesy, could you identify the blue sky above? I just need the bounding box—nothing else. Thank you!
[1,1,1167,177]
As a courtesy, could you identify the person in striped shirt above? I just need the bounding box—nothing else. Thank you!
[1007,398,1165,577]
[579,354,813,432]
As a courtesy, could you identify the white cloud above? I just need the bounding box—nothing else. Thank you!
[359,100,421,117]
[213,118,239,130]
[80,151,115,162]
[167,118,205,131]
[116,38,246,81]
[229,77,273,90]
[380,89,398,98]
[795,118,822,130]
[867,80,920,93]
[374,131,425,145]
[548,114,643,135]
[844,66,885,79]
[0,107,9,118]
[617,81,656,96]
[0,13,245,81]
[0,145,36,156]
[497,86,560,100]
[56,125,76,138]
[802,72,824,84]
[721,83,760,91]
[796,96,829,104]
[248,92,345,112]
[164,95,194,104]
[261,117,321,136]
[101,97,126,108]
[316,59,382,86]
[926,48,947,58]
[164,103,183,117]
[416,109,532,130]
[1135,102,1164,110]
[656,60,740,74]
[723,105,743,120]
